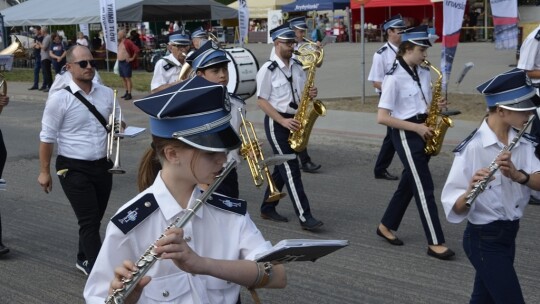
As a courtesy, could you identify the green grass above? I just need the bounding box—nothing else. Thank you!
[4,67,153,93]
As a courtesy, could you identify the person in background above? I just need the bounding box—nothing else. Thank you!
[0,95,10,256]
[49,34,67,75]
[38,45,123,275]
[38,27,52,92]
[376,25,454,260]
[150,32,190,93]
[83,76,287,304]
[441,69,540,303]
[28,26,44,91]
[517,23,540,205]
[190,26,208,51]
[256,23,324,231]
[368,14,406,181]
[129,30,143,50]
[116,29,140,100]
[76,32,88,47]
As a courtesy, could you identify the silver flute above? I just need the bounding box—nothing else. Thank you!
[105,160,237,304]
[465,115,534,207]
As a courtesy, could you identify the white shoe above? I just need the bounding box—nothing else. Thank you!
[0,179,6,191]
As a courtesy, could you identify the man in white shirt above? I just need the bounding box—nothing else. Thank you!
[38,45,123,276]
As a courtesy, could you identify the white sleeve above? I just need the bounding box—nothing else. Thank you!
[517,34,540,71]
[441,151,472,223]
[150,59,167,91]
[256,63,273,101]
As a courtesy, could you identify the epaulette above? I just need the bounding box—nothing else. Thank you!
[292,58,303,67]
[376,45,388,54]
[111,193,159,234]
[522,132,538,146]
[386,62,398,75]
[206,192,247,216]
[453,128,478,153]
[535,29,540,41]
[162,58,177,71]
[267,60,278,71]
[229,93,246,105]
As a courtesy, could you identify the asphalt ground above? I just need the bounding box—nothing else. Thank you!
[0,42,538,304]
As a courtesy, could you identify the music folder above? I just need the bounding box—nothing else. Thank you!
[255,239,349,264]
[116,126,146,138]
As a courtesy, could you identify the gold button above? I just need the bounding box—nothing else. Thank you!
[162,290,169,297]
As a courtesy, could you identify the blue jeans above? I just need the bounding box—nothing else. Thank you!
[32,55,42,88]
[463,220,524,304]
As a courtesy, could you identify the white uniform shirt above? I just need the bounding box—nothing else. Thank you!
[40,80,116,161]
[441,119,540,224]
[517,25,540,85]
[256,56,306,115]
[368,42,399,93]
[227,94,245,164]
[378,62,432,120]
[84,173,272,304]
[151,54,183,91]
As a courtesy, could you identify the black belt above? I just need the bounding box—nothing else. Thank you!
[277,112,295,118]
[58,155,110,165]
[405,113,428,123]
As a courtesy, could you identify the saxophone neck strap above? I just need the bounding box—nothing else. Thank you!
[272,60,298,107]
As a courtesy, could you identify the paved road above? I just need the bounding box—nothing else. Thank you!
[0,42,538,304]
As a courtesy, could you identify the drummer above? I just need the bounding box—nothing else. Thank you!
[150,32,191,93]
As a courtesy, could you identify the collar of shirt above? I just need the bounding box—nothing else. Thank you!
[479,118,523,149]
[386,41,398,53]
[68,79,96,96]
[151,172,204,222]
[164,53,181,66]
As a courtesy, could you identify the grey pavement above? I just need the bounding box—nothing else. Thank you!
[0,42,538,304]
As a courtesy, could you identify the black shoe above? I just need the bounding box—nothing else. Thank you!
[76,259,90,276]
[28,86,38,90]
[38,86,47,91]
[375,170,399,181]
[43,89,49,93]
[427,247,455,260]
[529,196,540,205]
[0,243,10,256]
[124,93,132,100]
[302,161,321,173]
[261,210,289,222]
[121,91,128,98]
[300,217,323,231]
[376,227,404,245]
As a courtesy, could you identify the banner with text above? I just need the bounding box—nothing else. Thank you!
[490,0,518,50]
[238,0,249,46]
[99,0,118,53]
[441,0,466,92]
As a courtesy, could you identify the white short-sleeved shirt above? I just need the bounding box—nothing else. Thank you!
[256,56,306,115]
[368,42,399,93]
[40,80,116,161]
[378,61,432,120]
[517,25,540,85]
[151,54,183,91]
[441,119,540,224]
[84,173,272,304]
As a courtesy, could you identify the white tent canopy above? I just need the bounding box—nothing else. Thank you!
[0,0,238,26]
[228,0,291,19]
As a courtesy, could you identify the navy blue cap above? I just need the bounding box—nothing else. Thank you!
[191,26,207,39]
[169,33,190,45]
[289,17,308,30]
[476,68,537,111]
[400,25,432,47]
[270,23,296,41]
[383,14,406,31]
[134,76,240,152]
[185,40,230,71]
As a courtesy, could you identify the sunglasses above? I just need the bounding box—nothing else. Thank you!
[71,60,97,68]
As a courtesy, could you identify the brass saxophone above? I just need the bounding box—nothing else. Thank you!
[288,40,326,152]
[422,60,454,156]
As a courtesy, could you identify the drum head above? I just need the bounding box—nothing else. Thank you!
[225,47,259,99]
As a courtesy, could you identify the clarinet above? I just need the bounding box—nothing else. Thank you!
[465,115,534,207]
[105,160,237,304]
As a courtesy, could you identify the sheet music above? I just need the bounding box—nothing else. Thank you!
[117,126,146,138]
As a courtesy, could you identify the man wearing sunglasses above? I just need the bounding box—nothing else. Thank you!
[255,23,324,231]
[38,45,124,276]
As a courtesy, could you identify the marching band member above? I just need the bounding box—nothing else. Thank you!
[190,26,208,51]
[185,40,244,198]
[38,45,123,275]
[150,32,191,93]
[368,14,406,181]
[376,25,454,259]
[256,23,323,231]
[84,76,286,304]
[287,16,321,174]
[441,69,540,303]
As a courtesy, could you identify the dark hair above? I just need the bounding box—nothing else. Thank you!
[397,41,418,56]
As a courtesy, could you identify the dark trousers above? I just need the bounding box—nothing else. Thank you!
[215,168,239,199]
[298,148,311,165]
[464,220,524,304]
[0,129,6,178]
[380,125,445,245]
[32,54,42,88]
[52,59,66,75]
[261,114,313,222]
[374,126,396,175]
[41,59,53,89]
[56,155,113,269]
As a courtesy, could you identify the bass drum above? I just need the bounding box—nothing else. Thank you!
[224,47,259,100]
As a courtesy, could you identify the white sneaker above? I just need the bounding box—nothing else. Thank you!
[0,179,6,191]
